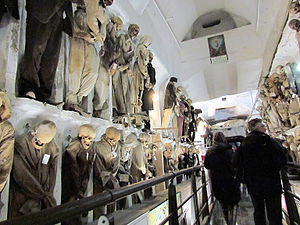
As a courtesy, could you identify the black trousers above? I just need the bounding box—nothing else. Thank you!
[250,194,282,225]
[19,12,62,102]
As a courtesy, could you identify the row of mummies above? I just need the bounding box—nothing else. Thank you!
[0,91,200,223]
[257,1,300,163]
[162,77,203,142]
[0,0,155,119]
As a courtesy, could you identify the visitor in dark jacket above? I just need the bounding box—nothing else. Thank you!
[235,118,287,225]
[204,132,240,225]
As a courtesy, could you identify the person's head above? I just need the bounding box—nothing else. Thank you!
[105,127,120,146]
[111,16,123,31]
[289,19,300,32]
[290,2,300,15]
[32,120,57,150]
[139,132,151,148]
[247,118,267,133]
[79,124,96,150]
[102,0,113,7]
[170,77,177,83]
[128,24,140,40]
[212,132,227,145]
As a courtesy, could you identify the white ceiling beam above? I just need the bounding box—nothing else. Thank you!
[151,0,181,48]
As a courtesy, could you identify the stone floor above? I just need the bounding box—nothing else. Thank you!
[210,185,254,225]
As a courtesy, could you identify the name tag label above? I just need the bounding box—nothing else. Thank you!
[42,154,50,165]
[119,174,129,183]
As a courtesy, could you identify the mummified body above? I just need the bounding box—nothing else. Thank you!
[93,127,120,218]
[18,0,72,102]
[62,124,96,225]
[9,120,58,217]
[132,35,152,113]
[0,92,14,212]
[162,77,178,128]
[130,133,149,183]
[112,24,140,115]
[93,15,123,118]
[65,0,113,114]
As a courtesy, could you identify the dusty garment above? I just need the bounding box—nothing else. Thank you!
[130,143,146,183]
[269,103,282,129]
[164,82,177,110]
[277,102,289,125]
[162,108,173,128]
[289,97,300,127]
[66,6,100,106]
[142,62,156,112]
[62,138,95,203]
[0,121,14,192]
[94,21,118,115]
[188,107,197,142]
[132,37,151,113]
[163,156,176,173]
[93,137,120,191]
[0,0,19,22]
[9,133,58,217]
[62,138,95,225]
[67,37,99,105]
[19,0,71,102]
[177,101,185,137]
[112,34,134,114]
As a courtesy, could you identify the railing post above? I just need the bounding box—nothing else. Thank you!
[168,179,179,225]
[281,168,300,225]
[201,168,209,220]
[192,171,200,225]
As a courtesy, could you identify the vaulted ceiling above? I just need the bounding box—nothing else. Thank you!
[111,0,290,105]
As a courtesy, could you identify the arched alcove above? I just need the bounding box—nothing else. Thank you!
[183,9,251,41]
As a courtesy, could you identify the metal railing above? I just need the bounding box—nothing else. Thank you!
[158,168,214,225]
[281,163,300,225]
[0,165,214,225]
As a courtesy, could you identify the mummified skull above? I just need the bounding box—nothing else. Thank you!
[105,127,120,146]
[79,124,96,150]
[275,65,285,75]
[289,19,300,32]
[0,92,12,122]
[180,95,186,101]
[149,51,154,63]
[31,120,57,150]
[290,2,300,15]
[103,0,114,7]
[187,98,192,105]
[111,16,123,31]
[177,86,183,93]
[164,143,173,159]
[139,132,151,148]
[128,24,140,40]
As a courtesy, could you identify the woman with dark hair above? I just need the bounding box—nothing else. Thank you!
[204,132,240,224]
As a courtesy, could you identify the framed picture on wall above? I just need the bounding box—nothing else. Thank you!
[208,34,228,64]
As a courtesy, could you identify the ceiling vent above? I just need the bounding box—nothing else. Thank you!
[183,9,250,41]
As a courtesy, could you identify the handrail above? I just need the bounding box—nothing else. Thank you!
[0,166,203,225]
[282,163,300,225]
[286,162,300,170]
[159,167,213,225]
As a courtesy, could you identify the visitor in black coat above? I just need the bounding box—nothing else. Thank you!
[204,132,240,224]
[234,118,286,225]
